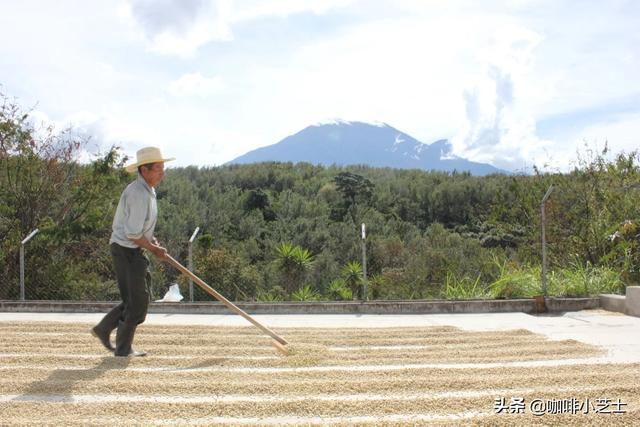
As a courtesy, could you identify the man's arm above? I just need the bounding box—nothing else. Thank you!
[130,236,167,260]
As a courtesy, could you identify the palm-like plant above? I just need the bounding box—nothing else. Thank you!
[341,261,363,300]
[276,242,313,268]
[257,291,283,302]
[291,284,320,301]
[275,242,314,294]
[327,279,352,301]
[257,285,287,302]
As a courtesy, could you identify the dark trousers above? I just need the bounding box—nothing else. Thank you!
[94,243,151,355]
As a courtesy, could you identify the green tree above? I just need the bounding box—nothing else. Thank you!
[0,91,126,299]
[194,248,261,301]
[274,242,314,294]
[331,172,374,222]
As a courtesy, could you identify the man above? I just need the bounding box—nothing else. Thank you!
[91,146,174,357]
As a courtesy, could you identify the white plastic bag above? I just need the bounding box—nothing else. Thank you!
[155,283,184,302]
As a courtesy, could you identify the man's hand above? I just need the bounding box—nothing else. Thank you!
[150,244,168,260]
[130,236,168,260]
[151,238,168,260]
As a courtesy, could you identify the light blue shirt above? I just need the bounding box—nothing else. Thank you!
[109,175,158,248]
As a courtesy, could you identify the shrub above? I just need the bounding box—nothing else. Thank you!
[326,279,352,301]
[341,261,363,300]
[291,285,321,301]
[257,285,287,302]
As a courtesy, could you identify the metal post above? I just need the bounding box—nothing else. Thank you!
[361,223,368,301]
[541,186,554,298]
[188,227,200,303]
[19,245,24,300]
[20,228,39,301]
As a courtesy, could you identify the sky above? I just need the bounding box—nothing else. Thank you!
[0,0,638,172]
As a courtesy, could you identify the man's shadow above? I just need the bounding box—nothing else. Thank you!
[13,356,130,402]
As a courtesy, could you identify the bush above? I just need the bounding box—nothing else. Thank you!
[326,279,351,300]
[257,285,287,302]
[291,285,321,301]
[371,268,414,300]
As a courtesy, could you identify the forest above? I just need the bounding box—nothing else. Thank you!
[1,93,639,302]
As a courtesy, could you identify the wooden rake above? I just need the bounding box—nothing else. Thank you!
[165,254,289,355]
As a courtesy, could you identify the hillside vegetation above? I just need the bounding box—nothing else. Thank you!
[1,93,638,301]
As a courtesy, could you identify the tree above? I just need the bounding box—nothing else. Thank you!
[331,172,374,222]
[0,91,126,299]
[274,242,314,294]
[243,188,276,221]
[194,248,261,301]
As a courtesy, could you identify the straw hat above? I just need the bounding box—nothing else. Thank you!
[125,147,175,173]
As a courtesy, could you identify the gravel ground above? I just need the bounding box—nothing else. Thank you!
[0,321,637,425]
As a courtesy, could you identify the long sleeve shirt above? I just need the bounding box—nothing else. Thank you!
[109,175,158,248]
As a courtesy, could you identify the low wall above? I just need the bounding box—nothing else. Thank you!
[626,286,640,317]
[598,286,640,317]
[0,297,599,315]
[600,294,626,314]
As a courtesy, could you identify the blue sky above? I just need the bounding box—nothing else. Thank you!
[0,0,638,172]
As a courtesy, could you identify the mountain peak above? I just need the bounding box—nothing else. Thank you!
[228,121,506,175]
[312,119,389,128]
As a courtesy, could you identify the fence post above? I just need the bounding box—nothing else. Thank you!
[20,228,39,301]
[541,186,554,299]
[361,223,368,301]
[188,227,200,302]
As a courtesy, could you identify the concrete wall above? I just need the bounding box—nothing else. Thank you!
[598,287,640,317]
[0,297,599,315]
[600,294,626,314]
[626,286,640,317]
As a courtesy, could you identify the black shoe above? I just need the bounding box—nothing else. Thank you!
[115,349,147,357]
[91,326,115,351]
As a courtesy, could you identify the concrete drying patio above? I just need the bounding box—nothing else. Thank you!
[0,309,638,425]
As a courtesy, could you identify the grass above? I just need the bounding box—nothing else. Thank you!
[441,257,624,300]
[547,260,625,297]
[444,272,491,299]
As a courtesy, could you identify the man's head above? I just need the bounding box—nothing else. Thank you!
[125,147,174,187]
[138,162,165,187]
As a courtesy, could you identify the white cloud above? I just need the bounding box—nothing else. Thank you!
[121,0,356,56]
[238,17,470,140]
[168,73,224,97]
[562,113,640,168]
[121,0,233,56]
[580,113,640,155]
[231,0,357,21]
[451,63,555,171]
[23,110,112,164]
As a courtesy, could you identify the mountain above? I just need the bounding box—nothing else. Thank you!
[227,120,507,175]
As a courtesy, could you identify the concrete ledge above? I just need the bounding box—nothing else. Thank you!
[626,286,640,317]
[600,294,626,314]
[544,297,600,312]
[0,297,599,315]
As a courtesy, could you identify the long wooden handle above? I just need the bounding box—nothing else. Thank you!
[165,254,288,345]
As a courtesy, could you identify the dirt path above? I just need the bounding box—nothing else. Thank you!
[0,321,637,425]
